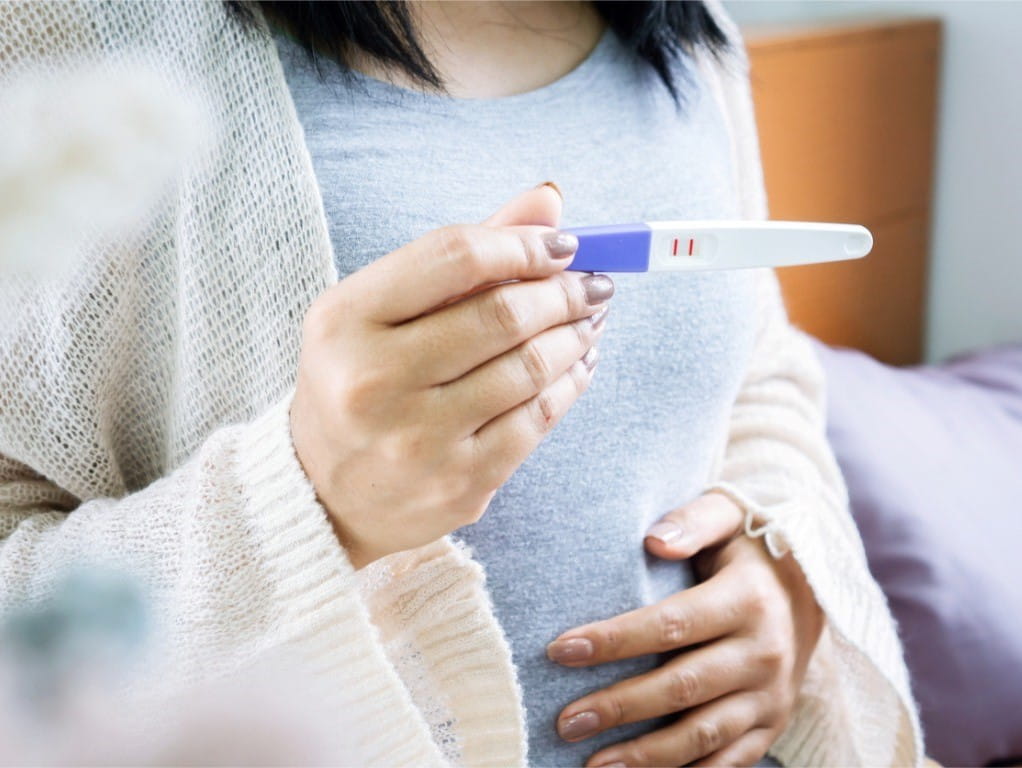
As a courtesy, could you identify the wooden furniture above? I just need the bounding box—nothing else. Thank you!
[743,18,942,364]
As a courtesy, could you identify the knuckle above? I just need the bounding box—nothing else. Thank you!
[519,339,552,391]
[555,272,579,316]
[603,692,626,728]
[379,427,427,464]
[302,295,335,340]
[490,288,528,338]
[692,718,722,755]
[756,638,787,673]
[518,230,547,273]
[440,468,475,506]
[568,353,591,395]
[427,469,483,516]
[435,225,476,268]
[628,742,654,767]
[770,697,794,729]
[665,666,701,710]
[339,372,385,417]
[597,621,623,657]
[743,581,773,616]
[530,390,558,434]
[657,604,693,647]
[720,591,747,626]
[571,315,590,349]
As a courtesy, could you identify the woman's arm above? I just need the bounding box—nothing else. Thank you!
[2,177,603,767]
[0,397,479,766]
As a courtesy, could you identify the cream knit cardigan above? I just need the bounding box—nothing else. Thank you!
[0,2,921,766]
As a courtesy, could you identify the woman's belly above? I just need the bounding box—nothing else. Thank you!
[455,269,758,766]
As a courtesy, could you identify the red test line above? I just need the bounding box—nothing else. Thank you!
[688,238,694,256]
[672,238,679,256]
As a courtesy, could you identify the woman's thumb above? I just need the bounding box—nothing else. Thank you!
[483,181,563,228]
[644,492,745,561]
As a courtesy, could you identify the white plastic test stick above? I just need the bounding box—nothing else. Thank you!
[563,221,873,272]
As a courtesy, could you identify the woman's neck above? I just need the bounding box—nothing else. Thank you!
[348,1,605,99]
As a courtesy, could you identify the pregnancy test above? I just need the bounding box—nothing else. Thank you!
[562,221,872,272]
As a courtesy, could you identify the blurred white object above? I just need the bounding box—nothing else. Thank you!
[0,570,352,766]
[0,63,201,276]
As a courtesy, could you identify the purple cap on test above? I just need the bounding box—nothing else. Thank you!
[564,223,652,272]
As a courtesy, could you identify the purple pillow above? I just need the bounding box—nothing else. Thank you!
[814,341,1022,767]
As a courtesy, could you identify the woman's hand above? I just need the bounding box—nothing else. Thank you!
[290,187,614,569]
[547,493,824,767]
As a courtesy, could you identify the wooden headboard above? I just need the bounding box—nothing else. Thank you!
[744,17,942,365]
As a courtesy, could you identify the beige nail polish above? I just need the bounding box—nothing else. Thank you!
[558,710,600,741]
[547,636,594,663]
[646,520,684,545]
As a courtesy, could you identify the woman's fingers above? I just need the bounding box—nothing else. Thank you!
[483,182,562,227]
[437,308,608,437]
[430,184,564,308]
[547,571,745,666]
[691,727,776,768]
[350,224,578,325]
[643,491,744,561]
[584,693,762,768]
[403,271,613,385]
[556,638,766,742]
[472,353,597,489]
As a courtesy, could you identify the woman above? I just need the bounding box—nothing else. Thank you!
[0,1,919,766]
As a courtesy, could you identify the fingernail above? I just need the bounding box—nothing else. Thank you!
[535,180,563,200]
[547,637,594,663]
[597,762,626,767]
[646,520,684,545]
[582,274,615,305]
[558,710,600,741]
[582,346,599,372]
[589,304,609,330]
[544,231,578,260]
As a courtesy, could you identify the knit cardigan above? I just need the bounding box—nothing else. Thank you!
[0,1,920,765]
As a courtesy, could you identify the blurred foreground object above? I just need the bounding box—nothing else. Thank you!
[0,64,200,279]
[0,569,345,766]
[745,18,941,364]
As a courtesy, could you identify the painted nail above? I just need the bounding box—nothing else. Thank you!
[558,710,600,741]
[535,180,563,200]
[582,346,599,372]
[582,274,615,305]
[589,304,609,329]
[547,637,594,663]
[544,231,578,259]
[645,520,684,545]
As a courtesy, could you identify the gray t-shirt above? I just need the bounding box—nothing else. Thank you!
[277,28,759,767]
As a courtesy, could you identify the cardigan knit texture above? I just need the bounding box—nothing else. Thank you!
[0,2,922,766]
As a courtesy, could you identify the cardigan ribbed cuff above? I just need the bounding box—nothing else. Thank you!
[723,486,922,767]
[362,540,527,767]
[234,393,527,766]
[234,393,450,767]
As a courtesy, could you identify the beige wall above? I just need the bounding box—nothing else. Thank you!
[728,1,1022,362]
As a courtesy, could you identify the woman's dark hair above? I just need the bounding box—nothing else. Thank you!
[229,1,729,101]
